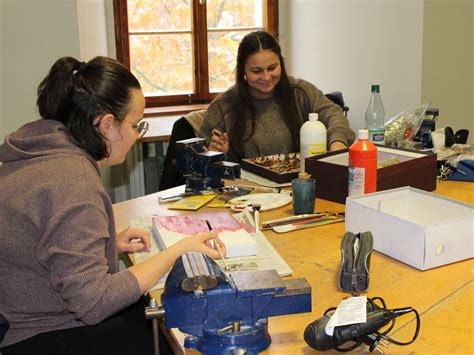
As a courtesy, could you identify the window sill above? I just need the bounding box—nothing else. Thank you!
[143,103,209,118]
[140,103,209,143]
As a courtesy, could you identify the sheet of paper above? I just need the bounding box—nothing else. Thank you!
[130,218,169,290]
[152,211,257,258]
[240,169,291,188]
[325,296,367,336]
[168,193,217,210]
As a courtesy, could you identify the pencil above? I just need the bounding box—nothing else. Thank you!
[205,220,229,271]
[211,129,223,138]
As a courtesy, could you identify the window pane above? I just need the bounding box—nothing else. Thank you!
[208,31,252,92]
[129,34,193,96]
[128,0,191,32]
[207,0,263,28]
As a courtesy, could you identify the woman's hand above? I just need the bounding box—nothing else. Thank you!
[208,129,229,155]
[116,227,151,254]
[127,231,227,294]
[329,141,347,151]
[178,231,227,260]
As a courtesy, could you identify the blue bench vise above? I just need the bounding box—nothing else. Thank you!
[158,252,312,354]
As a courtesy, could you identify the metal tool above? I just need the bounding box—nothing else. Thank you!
[261,212,345,230]
[251,204,261,234]
[205,220,229,271]
[158,191,202,202]
[175,137,240,192]
[145,298,165,355]
[151,253,311,355]
[304,307,419,354]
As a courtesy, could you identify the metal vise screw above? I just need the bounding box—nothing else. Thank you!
[217,320,242,335]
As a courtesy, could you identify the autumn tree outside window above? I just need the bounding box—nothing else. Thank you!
[114,0,278,108]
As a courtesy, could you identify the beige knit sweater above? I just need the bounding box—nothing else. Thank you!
[199,77,355,161]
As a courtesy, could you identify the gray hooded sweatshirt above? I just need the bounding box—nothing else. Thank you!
[0,119,140,347]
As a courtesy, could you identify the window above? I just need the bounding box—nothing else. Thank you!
[113,0,278,108]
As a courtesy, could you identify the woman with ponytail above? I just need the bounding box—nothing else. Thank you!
[0,56,225,354]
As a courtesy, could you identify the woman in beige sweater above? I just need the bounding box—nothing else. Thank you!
[199,31,355,162]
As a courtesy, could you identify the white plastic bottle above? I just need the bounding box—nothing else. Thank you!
[300,113,327,172]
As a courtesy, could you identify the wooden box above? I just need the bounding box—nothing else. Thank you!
[305,146,437,204]
[240,153,300,184]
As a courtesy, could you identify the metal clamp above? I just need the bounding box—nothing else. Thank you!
[145,298,165,355]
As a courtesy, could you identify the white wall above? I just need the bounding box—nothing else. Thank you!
[0,0,80,139]
[76,0,141,203]
[0,1,3,139]
[280,0,424,132]
[0,0,138,202]
[77,0,108,60]
[421,0,473,143]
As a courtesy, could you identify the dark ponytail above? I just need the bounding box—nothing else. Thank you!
[36,56,141,160]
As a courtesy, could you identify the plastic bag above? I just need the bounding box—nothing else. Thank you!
[384,103,430,146]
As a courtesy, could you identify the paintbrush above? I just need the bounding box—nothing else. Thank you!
[205,220,229,271]
[261,212,330,230]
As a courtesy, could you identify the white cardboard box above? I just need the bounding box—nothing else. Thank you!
[345,187,473,270]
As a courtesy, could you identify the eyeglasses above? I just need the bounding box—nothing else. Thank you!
[123,119,149,139]
[94,116,149,139]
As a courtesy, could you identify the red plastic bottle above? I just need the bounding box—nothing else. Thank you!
[348,129,377,196]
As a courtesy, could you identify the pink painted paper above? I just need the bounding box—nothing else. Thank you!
[152,212,242,235]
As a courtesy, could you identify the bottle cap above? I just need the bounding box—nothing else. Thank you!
[358,129,369,140]
[371,85,380,93]
[308,113,319,121]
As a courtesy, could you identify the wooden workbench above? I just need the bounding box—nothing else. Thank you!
[113,181,473,354]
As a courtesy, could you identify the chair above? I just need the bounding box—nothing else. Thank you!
[0,313,9,343]
[158,117,196,191]
[325,91,349,117]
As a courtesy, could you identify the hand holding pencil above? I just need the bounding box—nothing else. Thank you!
[209,129,229,155]
[205,220,230,270]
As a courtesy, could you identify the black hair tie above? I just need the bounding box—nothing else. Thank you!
[75,61,87,76]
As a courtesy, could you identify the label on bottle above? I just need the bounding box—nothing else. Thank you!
[303,143,326,156]
[300,143,327,171]
[348,166,365,196]
[368,129,385,144]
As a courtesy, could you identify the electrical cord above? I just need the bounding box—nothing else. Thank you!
[304,296,421,353]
